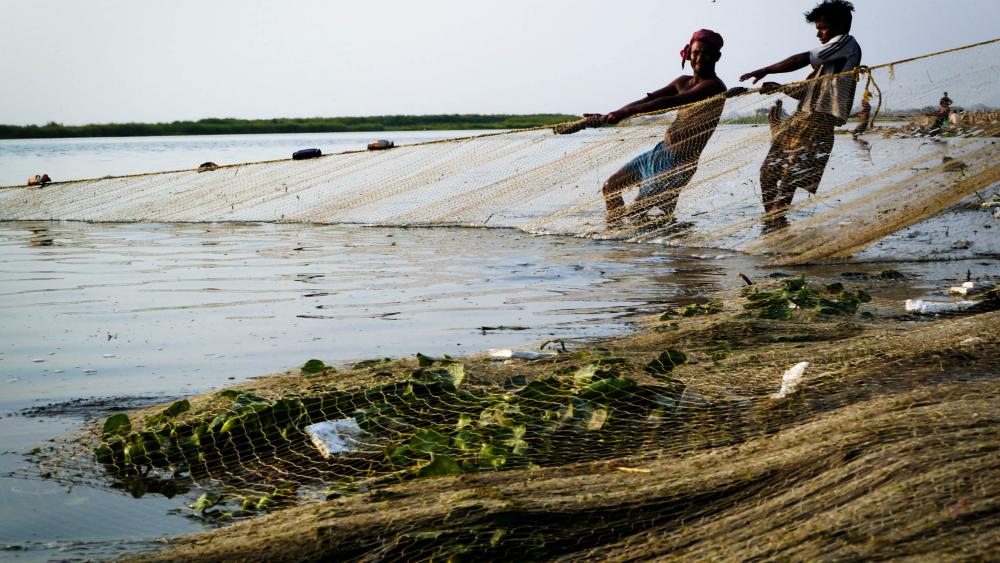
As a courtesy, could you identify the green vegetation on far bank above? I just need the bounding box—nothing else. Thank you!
[0,114,579,140]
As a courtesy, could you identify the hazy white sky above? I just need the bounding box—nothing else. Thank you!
[2,0,998,125]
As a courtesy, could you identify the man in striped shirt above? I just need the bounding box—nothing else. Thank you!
[740,0,861,233]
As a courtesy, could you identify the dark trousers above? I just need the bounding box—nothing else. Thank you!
[760,111,838,229]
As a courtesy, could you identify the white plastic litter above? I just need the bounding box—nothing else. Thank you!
[488,349,557,360]
[773,361,809,399]
[905,299,978,314]
[948,281,995,296]
[304,419,367,458]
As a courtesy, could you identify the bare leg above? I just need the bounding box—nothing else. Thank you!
[602,167,640,229]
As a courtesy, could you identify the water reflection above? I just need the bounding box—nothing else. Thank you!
[28,227,54,247]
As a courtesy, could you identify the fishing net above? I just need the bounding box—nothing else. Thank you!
[9,39,1000,561]
[2,40,998,264]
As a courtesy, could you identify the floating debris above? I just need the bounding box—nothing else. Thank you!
[489,349,557,361]
[949,281,995,296]
[904,299,977,315]
[304,419,367,458]
[773,362,809,399]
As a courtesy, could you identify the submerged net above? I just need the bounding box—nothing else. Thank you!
[2,40,999,264]
[9,40,1000,561]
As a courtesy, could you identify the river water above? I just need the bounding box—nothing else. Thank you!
[0,131,994,561]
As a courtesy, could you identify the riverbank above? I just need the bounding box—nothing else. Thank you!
[37,273,999,561]
[0,115,578,140]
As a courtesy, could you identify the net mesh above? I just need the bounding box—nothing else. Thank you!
[2,40,999,265]
[9,39,1000,560]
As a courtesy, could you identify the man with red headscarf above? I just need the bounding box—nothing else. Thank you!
[581,29,738,231]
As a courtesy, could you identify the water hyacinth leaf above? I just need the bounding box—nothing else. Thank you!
[193,492,221,512]
[387,444,416,467]
[443,363,465,387]
[94,445,114,464]
[208,414,228,432]
[479,402,520,427]
[504,374,527,388]
[783,276,807,292]
[161,399,190,418]
[413,363,465,387]
[416,455,463,477]
[659,308,680,320]
[410,430,450,454]
[579,377,639,402]
[516,378,565,402]
[681,299,724,317]
[455,413,472,430]
[102,413,131,437]
[301,359,326,374]
[789,287,821,308]
[645,350,688,375]
[416,352,455,367]
[219,416,244,434]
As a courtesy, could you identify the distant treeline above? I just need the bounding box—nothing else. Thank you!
[0,114,580,140]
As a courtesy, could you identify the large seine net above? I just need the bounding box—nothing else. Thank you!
[3,40,999,265]
[8,40,1000,561]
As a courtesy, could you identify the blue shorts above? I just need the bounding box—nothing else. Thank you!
[621,141,695,200]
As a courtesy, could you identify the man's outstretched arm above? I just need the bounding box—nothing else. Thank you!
[604,78,724,123]
[740,52,810,84]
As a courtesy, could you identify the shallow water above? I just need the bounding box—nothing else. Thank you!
[0,130,487,187]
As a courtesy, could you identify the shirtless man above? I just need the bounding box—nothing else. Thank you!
[585,29,734,230]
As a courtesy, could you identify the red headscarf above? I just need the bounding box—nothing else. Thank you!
[680,29,724,68]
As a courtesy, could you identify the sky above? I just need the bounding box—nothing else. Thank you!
[2,0,998,125]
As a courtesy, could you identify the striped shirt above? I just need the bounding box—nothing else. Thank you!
[801,34,862,123]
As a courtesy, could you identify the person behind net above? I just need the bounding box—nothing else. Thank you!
[931,91,953,133]
[740,0,861,234]
[586,30,735,231]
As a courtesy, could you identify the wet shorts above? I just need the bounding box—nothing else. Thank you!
[621,141,695,200]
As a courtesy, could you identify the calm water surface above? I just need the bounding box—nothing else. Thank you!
[0,130,488,186]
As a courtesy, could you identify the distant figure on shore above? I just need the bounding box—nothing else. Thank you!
[740,0,861,234]
[931,91,953,133]
[939,91,953,113]
[578,29,738,230]
[27,174,51,187]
